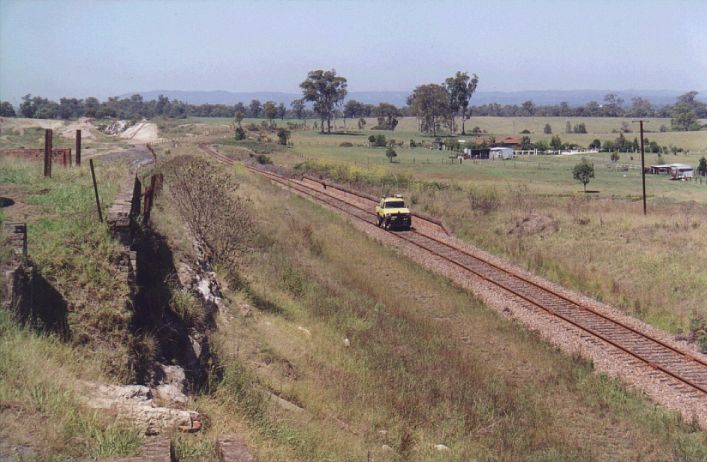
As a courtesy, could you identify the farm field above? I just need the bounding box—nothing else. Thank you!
[211,116,707,341]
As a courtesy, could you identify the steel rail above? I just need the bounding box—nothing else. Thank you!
[198,144,707,395]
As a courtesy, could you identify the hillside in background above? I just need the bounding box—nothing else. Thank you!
[123,89,706,107]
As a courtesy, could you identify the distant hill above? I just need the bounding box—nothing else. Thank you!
[123,89,705,107]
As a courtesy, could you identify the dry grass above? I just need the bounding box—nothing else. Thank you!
[167,164,706,461]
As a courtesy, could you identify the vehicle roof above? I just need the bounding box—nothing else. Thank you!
[382,196,405,202]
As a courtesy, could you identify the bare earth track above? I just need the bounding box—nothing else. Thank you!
[197,144,707,427]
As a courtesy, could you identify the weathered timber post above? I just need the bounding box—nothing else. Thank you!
[89,159,103,222]
[44,129,52,177]
[75,129,81,166]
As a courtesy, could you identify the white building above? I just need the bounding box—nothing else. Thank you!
[669,163,694,179]
[489,147,514,160]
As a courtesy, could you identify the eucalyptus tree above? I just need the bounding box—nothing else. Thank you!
[300,69,348,133]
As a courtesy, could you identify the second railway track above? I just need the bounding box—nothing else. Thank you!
[198,144,707,410]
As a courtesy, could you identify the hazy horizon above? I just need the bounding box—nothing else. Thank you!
[1,0,706,102]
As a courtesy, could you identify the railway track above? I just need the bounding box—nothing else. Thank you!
[198,144,707,401]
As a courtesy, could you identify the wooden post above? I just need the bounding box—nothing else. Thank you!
[639,121,647,215]
[75,129,81,166]
[44,129,52,177]
[89,159,103,222]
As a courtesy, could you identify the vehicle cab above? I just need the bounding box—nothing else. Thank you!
[375,194,412,230]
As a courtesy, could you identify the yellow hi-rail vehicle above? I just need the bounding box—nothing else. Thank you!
[375,194,412,230]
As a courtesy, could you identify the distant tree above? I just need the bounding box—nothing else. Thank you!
[543,123,552,134]
[630,97,653,117]
[573,158,595,192]
[521,100,535,116]
[385,146,397,163]
[565,121,572,133]
[632,137,640,152]
[374,102,401,130]
[573,123,587,134]
[277,128,290,145]
[343,99,366,124]
[408,83,450,136]
[249,99,262,118]
[444,71,479,134]
[300,69,348,133]
[520,128,530,134]
[589,139,601,150]
[368,134,376,146]
[290,99,305,119]
[0,101,16,117]
[534,140,549,152]
[263,101,277,125]
[235,111,245,128]
[375,134,387,147]
[520,136,532,150]
[698,157,707,176]
[277,103,286,120]
[358,117,366,130]
[550,135,563,150]
[603,93,625,117]
[671,102,699,131]
[610,152,620,162]
[84,97,100,117]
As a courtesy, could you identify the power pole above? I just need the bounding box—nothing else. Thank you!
[639,120,647,215]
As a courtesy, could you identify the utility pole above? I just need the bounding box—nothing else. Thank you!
[639,120,647,215]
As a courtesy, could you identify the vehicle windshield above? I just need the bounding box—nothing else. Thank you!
[385,201,405,208]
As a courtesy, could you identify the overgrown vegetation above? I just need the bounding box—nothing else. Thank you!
[0,157,144,458]
[183,171,706,461]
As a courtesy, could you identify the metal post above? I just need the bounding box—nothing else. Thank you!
[639,121,647,215]
[75,129,81,166]
[44,129,52,177]
[89,159,103,222]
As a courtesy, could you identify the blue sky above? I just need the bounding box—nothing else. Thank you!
[1,0,706,102]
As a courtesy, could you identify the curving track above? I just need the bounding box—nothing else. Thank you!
[198,144,707,402]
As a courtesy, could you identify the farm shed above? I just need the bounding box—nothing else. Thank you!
[463,147,491,159]
[648,163,694,179]
[669,163,693,179]
[648,164,673,174]
[490,147,514,160]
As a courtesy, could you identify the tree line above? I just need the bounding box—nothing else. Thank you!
[1,83,704,133]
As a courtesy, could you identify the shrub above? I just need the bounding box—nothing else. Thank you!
[339,142,353,147]
[234,127,246,140]
[256,154,272,165]
[277,128,290,146]
[375,134,387,147]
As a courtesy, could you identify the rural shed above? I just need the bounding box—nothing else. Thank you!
[648,163,694,179]
[669,163,693,179]
[489,147,514,160]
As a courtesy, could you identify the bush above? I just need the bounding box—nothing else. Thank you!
[375,134,387,147]
[234,127,246,140]
[256,154,272,165]
[339,142,353,147]
[277,128,290,146]
[385,146,397,162]
[161,156,255,272]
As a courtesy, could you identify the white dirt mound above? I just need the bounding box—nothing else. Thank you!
[120,120,159,142]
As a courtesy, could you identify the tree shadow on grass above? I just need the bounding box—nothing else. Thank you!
[11,262,70,340]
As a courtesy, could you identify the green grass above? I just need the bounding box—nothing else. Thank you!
[0,310,142,460]
[0,157,151,459]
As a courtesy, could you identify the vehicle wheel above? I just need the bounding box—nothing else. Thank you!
[377,216,383,227]
[384,219,390,230]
